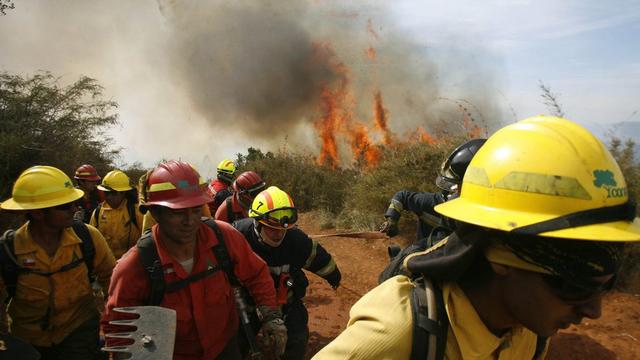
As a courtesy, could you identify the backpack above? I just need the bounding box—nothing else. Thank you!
[0,221,96,300]
[409,277,548,360]
[93,196,138,228]
[136,218,238,305]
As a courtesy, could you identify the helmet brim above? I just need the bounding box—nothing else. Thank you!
[144,192,213,210]
[0,188,85,211]
[97,184,132,192]
[435,197,640,242]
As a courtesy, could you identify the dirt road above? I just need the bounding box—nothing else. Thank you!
[298,214,640,359]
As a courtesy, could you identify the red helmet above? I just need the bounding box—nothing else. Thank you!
[233,171,266,208]
[144,160,212,209]
[74,164,101,181]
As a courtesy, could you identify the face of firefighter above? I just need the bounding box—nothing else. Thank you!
[104,191,125,209]
[151,205,203,246]
[30,201,77,229]
[495,265,609,337]
[259,224,287,247]
[78,179,99,193]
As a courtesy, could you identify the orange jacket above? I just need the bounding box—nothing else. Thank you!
[214,195,248,223]
[103,221,277,359]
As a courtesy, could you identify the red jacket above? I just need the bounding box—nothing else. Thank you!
[207,178,232,214]
[214,195,248,223]
[102,221,276,359]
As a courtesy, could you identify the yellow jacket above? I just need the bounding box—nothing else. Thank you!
[90,199,144,259]
[0,222,115,346]
[140,204,213,233]
[312,275,546,360]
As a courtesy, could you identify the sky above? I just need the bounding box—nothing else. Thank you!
[1,0,638,177]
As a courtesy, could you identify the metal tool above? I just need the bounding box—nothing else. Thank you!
[103,306,176,360]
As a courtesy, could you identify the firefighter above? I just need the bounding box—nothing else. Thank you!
[380,138,486,245]
[0,166,115,360]
[208,159,237,214]
[73,164,104,223]
[234,186,341,360]
[313,116,640,360]
[90,170,143,260]
[103,160,286,359]
[215,171,266,223]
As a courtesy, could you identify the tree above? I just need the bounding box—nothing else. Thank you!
[0,72,120,199]
[0,0,14,15]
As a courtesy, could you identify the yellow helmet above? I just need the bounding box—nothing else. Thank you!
[249,186,297,229]
[1,166,84,210]
[216,159,236,183]
[98,170,133,192]
[435,116,640,242]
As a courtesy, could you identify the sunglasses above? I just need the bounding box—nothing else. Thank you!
[104,191,123,197]
[541,273,616,302]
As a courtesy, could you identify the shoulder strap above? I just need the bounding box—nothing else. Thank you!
[226,197,233,223]
[202,218,238,286]
[72,221,96,283]
[93,204,102,227]
[410,277,448,360]
[127,198,138,227]
[0,230,18,300]
[533,336,548,359]
[137,231,165,305]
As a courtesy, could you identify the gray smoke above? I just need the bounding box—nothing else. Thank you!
[0,0,503,169]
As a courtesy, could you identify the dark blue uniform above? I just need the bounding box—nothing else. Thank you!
[385,190,451,244]
[232,218,341,360]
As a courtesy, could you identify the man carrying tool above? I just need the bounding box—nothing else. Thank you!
[313,116,640,360]
[208,159,237,214]
[73,164,104,223]
[90,170,143,260]
[215,171,266,223]
[0,165,116,360]
[379,138,486,245]
[233,186,341,360]
[103,160,286,360]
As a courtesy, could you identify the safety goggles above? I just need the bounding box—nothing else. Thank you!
[541,273,616,302]
[258,207,298,230]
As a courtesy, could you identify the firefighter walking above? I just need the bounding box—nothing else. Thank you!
[233,186,342,360]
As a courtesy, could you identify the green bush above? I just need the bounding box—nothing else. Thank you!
[235,147,355,214]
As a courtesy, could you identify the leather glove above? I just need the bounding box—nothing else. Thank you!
[258,306,287,358]
[379,217,399,237]
[325,268,341,290]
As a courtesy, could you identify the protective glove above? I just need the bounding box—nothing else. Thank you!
[258,305,287,358]
[325,268,341,290]
[379,217,399,237]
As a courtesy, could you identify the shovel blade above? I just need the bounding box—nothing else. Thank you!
[103,306,177,360]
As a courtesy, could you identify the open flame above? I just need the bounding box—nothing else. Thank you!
[313,34,485,169]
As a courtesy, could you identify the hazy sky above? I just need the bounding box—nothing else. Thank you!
[1,0,638,176]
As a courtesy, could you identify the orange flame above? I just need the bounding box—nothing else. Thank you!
[313,42,351,168]
[415,126,437,145]
[373,90,392,145]
[365,46,377,62]
[349,122,381,167]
